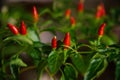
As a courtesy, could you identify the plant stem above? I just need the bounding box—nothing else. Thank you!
[63,50,68,63]
[45,67,55,80]
[97,36,102,45]
[20,66,35,74]
[33,23,41,41]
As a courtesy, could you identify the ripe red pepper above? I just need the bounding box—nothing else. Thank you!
[100,3,105,16]
[32,6,39,22]
[7,23,19,35]
[52,36,57,49]
[78,1,84,12]
[70,16,76,27]
[63,32,70,49]
[98,23,106,37]
[96,3,105,19]
[20,21,27,35]
[65,9,71,19]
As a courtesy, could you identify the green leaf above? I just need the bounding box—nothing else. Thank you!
[60,71,65,80]
[10,58,27,67]
[102,35,115,45]
[33,41,45,48]
[64,64,78,80]
[37,59,47,74]
[42,45,52,55]
[27,47,41,66]
[33,42,45,48]
[71,53,86,75]
[2,44,24,57]
[27,27,40,42]
[4,35,33,45]
[37,59,48,79]
[115,61,120,80]
[10,65,19,80]
[84,57,108,80]
[48,50,64,74]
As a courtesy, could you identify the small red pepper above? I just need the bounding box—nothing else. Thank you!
[52,36,57,49]
[96,3,106,19]
[32,6,39,22]
[100,3,105,16]
[98,23,106,37]
[63,32,70,49]
[7,23,19,35]
[65,9,71,19]
[78,0,84,13]
[70,16,76,27]
[20,21,27,35]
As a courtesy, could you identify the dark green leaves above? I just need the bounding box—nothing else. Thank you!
[71,53,86,75]
[10,65,19,80]
[27,47,41,66]
[84,57,108,80]
[63,64,78,80]
[10,57,27,80]
[10,58,27,67]
[48,50,64,74]
[115,61,120,80]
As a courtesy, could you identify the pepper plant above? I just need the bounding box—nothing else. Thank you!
[0,0,120,80]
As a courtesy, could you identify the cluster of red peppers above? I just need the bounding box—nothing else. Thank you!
[51,23,106,49]
[65,0,84,27]
[7,21,27,35]
[7,5,106,49]
[52,32,71,50]
[65,9,76,27]
[7,6,39,35]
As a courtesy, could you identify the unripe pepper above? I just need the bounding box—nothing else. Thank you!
[20,21,27,35]
[78,0,84,13]
[65,9,71,19]
[32,6,39,22]
[52,36,57,49]
[7,23,19,35]
[70,16,76,27]
[63,32,70,49]
[98,23,106,37]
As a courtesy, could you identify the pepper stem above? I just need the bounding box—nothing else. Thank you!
[97,36,102,45]
[63,50,68,63]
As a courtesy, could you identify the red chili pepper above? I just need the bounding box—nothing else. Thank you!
[20,21,27,35]
[78,1,84,12]
[70,16,76,27]
[98,23,106,37]
[32,6,39,22]
[96,3,106,19]
[7,23,19,35]
[65,9,71,19]
[52,36,57,49]
[63,32,70,49]
[100,3,105,16]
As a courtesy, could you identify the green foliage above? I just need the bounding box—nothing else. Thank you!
[63,64,78,80]
[71,53,86,75]
[48,50,64,74]
[115,61,120,80]
[0,0,120,80]
[84,55,108,80]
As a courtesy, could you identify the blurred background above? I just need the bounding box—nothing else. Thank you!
[0,0,120,80]
[1,0,120,43]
